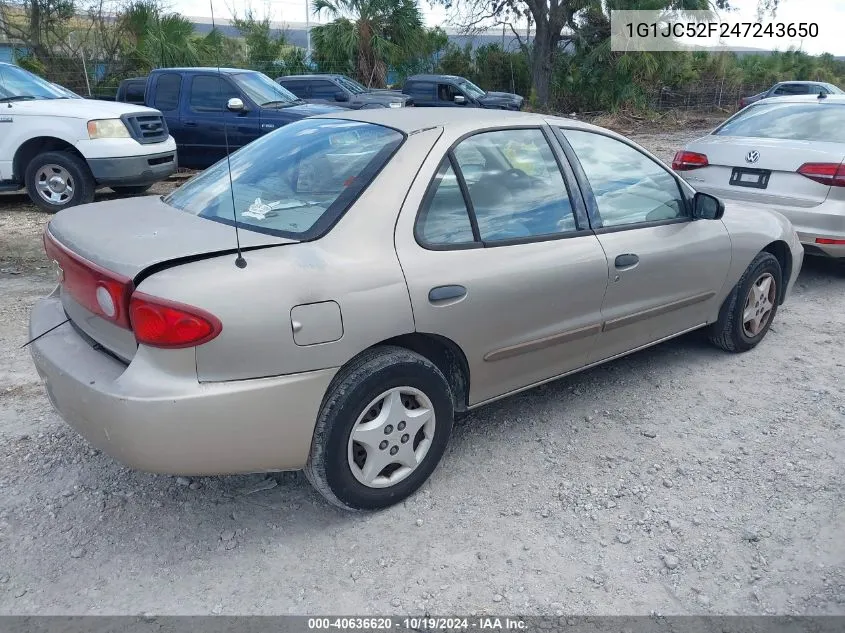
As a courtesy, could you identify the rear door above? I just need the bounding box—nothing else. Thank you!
[150,72,182,148]
[395,126,609,405]
[557,127,731,363]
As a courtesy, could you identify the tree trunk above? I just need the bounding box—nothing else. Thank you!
[530,23,554,108]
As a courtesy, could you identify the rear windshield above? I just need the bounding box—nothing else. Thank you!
[164,118,403,239]
[714,102,845,143]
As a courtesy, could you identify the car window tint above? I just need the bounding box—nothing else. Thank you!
[714,102,845,143]
[165,119,403,239]
[407,81,434,100]
[189,76,239,112]
[311,80,339,99]
[453,129,577,241]
[280,80,307,98]
[437,83,461,102]
[126,82,145,104]
[416,160,476,245]
[154,74,180,111]
[564,130,686,228]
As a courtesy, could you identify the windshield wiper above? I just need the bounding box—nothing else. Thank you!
[261,99,298,108]
[0,95,37,102]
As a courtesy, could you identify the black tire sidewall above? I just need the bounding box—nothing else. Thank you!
[733,255,782,347]
[321,361,454,511]
[25,152,94,213]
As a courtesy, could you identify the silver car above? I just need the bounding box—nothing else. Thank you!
[674,94,845,259]
[29,109,803,510]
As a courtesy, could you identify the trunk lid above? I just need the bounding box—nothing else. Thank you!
[46,196,294,362]
[682,135,845,207]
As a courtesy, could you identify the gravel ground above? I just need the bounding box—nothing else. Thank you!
[1,119,844,616]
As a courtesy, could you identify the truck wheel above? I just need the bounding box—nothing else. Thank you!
[25,151,96,213]
[110,185,152,196]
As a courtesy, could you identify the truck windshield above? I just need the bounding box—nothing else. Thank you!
[231,72,299,106]
[0,65,69,101]
[336,76,367,95]
[164,118,404,240]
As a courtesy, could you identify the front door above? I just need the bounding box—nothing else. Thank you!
[557,127,732,364]
[395,126,610,405]
[181,74,261,169]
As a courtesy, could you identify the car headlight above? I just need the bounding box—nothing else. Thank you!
[87,119,131,139]
[388,102,402,108]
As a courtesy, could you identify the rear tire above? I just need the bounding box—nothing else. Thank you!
[110,184,152,196]
[304,346,454,511]
[709,252,782,353]
[25,151,95,213]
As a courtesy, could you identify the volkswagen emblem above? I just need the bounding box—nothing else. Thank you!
[745,150,760,164]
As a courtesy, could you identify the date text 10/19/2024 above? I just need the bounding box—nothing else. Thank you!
[307,618,528,631]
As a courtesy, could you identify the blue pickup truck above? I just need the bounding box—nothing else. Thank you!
[116,68,340,169]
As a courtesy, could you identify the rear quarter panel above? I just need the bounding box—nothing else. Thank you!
[134,126,444,382]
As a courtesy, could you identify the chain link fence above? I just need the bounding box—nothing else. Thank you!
[21,54,772,115]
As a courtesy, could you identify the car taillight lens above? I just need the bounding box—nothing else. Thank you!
[816,238,845,245]
[672,151,709,171]
[796,162,845,187]
[129,292,222,349]
[43,229,134,328]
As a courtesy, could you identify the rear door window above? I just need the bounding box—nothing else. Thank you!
[154,74,180,111]
[125,82,145,104]
[406,81,434,102]
[714,102,845,143]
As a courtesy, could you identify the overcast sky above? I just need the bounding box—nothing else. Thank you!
[172,0,845,56]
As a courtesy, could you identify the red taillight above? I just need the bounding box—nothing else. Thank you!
[816,238,845,245]
[129,292,222,349]
[672,151,709,171]
[43,229,134,328]
[796,162,845,187]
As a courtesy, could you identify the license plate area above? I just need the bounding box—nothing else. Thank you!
[730,167,770,189]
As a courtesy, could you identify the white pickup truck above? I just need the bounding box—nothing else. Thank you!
[0,62,178,212]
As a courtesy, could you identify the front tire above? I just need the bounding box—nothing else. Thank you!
[25,151,96,213]
[709,252,782,352]
[304,346,454,511]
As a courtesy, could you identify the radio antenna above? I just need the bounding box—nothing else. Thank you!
[210,0,247,269]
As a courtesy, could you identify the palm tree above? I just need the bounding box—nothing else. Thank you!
[120,1,217,70]
[311,0,425,87]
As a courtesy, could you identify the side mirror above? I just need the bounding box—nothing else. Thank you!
[454,95,467,105]
[334,91,350,102]
[226,97,245,112]
[692,191,724,220]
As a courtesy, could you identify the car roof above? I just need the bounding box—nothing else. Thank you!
[278,74,344,80]
[405,74,465,82]
[312,107,604,135]
[751,94,845,105]
[774,80,832,86]
[150,67,252,74]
